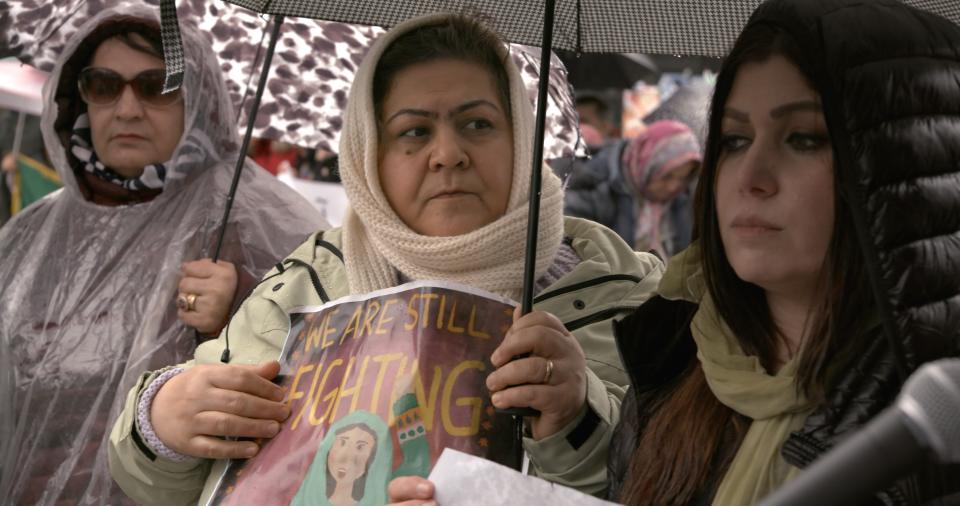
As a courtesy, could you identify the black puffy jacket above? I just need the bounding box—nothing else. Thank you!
[607,0,960,504]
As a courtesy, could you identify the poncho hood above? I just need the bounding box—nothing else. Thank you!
[43,5,240,200]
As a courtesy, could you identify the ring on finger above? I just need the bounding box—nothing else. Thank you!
[177,293,199,312]
[542,359,554,385]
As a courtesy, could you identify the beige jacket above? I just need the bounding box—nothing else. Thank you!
[108,217,663,504]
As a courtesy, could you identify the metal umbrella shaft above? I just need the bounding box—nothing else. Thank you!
[521,0,557,317]
[212,14,286,261]
[212,14,285,364]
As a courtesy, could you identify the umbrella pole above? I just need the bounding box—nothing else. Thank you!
[521,0,556,314]
[506,0,557,472]
[12,112,25,159]
[212,14,286,261]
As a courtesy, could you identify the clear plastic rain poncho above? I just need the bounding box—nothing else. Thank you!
[0,7,327,504]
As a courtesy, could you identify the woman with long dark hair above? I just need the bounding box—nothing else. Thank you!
[607,0,960,504]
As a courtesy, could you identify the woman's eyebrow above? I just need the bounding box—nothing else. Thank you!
[770,100,822,118]
[722,101,823,123]
[722,108,749,123]
[384,99,500,125]
[385,109,435,125]
[452,99,500,116]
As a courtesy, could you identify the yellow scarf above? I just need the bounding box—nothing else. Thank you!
[660,246,815,505]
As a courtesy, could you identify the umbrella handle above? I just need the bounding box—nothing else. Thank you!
[499,406,541,417]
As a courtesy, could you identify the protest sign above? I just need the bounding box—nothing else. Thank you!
[207,281,519,506]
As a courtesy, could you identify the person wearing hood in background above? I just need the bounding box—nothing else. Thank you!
[606,0,960,504]
[564,119,701,261]
[0,7,325,504]
[108,13,662,505]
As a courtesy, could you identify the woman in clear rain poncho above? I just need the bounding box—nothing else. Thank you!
[0,7,325,504]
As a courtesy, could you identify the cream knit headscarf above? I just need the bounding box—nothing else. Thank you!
[339,13,565,301]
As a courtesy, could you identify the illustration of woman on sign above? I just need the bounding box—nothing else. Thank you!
[326,423,379,505]
[290,411,392,506]
[291,390,433,506]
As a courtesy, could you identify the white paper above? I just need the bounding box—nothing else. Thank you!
[429,448,618,506]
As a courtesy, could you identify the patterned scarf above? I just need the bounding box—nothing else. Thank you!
[69,114,169,191]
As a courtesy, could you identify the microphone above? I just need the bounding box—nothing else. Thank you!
[758,358,960,506]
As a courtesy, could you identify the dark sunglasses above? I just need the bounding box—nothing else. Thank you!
[78,67,182,107]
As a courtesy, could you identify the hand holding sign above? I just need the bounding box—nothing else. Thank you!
[387,475,436,505]
[486,308,588,440]
[151,361,290,459]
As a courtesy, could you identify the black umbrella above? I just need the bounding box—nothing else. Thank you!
[643,78,714,146]
[154,0,960,469]
[555,49,657,90]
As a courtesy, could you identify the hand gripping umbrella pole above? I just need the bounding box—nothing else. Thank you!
[494,0,558,471]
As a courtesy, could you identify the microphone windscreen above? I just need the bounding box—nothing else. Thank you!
[898,359,960,463]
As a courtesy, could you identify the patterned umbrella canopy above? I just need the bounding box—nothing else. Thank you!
[221,0,960,56]
[0,0,584,156]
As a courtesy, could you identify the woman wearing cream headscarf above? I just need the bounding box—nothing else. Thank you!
[109,13,662,505]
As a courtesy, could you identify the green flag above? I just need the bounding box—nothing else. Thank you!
[11,154,60,214]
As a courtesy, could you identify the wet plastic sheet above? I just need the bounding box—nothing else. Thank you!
[0,6,326,505]
[206,281,520,506]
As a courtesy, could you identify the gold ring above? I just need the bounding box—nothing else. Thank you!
[177,293,198,312]
[543,359,554,385]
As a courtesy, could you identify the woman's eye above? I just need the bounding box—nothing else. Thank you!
[787,133,829,151]
[719,134,749,153]
[399,126,429,138]
[464,119,493,130]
